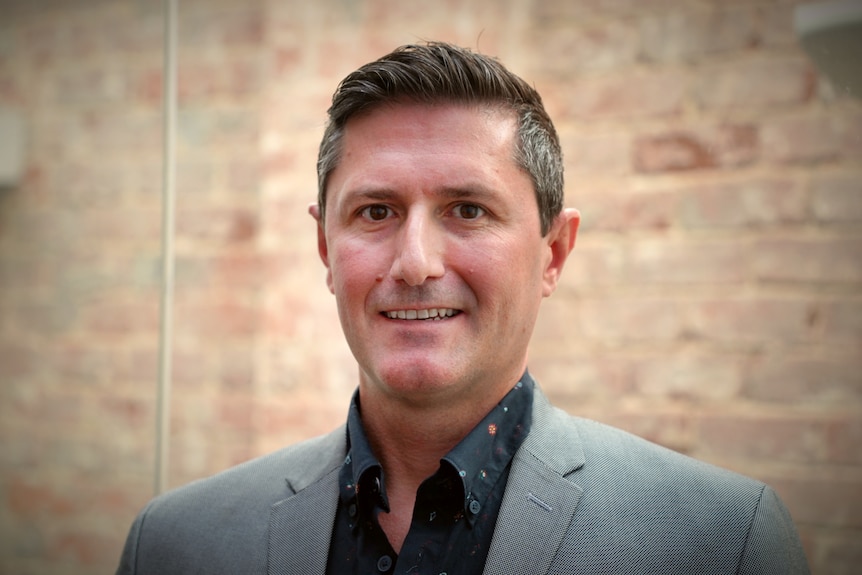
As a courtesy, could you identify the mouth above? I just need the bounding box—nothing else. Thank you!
[382,308,461,321]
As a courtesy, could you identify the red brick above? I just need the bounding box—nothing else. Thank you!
[639,5,759,63]
[532,352,634,400]
[698,414,861,465]
[112,345,159,384]
[99,395,152,429]
[7,302,77,336]
[63,109,162,160]
[744,354,862,406]
[76,209,162,249]
[226,157,263,193]
[761,112,845,165]
[7,478,77,518]
[627,239,749,284]
[822,299,862,344]
[576,296,686,342]
[45,162,131,209]
[177,57,262,104]
[694,56,815,111]
[0,344,40,379]
[565,239,627,286]
[175,207,258,245]
[81,299,160,337]
[599,410,695,455]
[756,4,800,49]
[753,237,862,283]
[811,171,862,223]
[633,124,758,173]
[173,296,259,339]
[576,188,674,232]
[528,20,640,75]
[175,109,259,149]
[176,253,271,293]
[688,298,819,344]
[45,63,131,107]
[807,530,862,575]
[634,353,743,400]
[49,343,117,385]
[768,476,862,528]
[562,69,685,120]
[215,348,255,393]
[217,394,257,434]
[257,393,346,444]
[47,531,119,567]
[178,3,264,48]
[676,177,807,228]
[530,0,681,21]
[560,130,631,177]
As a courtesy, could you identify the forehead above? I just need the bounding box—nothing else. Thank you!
[329,102,522,195]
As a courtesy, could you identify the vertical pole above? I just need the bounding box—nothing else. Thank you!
[155,0,177,496]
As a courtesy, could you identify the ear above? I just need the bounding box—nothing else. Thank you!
[542,208,580,297]
[308,203,335,294]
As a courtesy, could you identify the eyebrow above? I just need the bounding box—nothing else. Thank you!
[438,185,498,201]
[342,184,500,204]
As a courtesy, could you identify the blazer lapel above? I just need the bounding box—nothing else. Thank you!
[483,387,586,575]
[267,467,340,575]
[267,427,346,575]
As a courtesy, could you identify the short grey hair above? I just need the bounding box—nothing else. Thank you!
[316,42,564,235]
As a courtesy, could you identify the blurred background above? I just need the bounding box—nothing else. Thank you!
[0,0,860,573]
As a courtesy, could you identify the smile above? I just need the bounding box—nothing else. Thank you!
[383,308,460,320]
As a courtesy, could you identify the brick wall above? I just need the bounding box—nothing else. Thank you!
[0,0,859,573]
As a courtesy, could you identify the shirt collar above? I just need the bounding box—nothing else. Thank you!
[443,373,533,526]
[340,392,389,526]
[339,372,535,528]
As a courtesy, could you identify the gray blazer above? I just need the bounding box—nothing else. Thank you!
[117,388,810,574]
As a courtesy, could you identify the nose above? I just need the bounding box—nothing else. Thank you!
[389,210,445,286]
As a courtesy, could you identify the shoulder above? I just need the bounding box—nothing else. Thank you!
[117,426,346,574]
[558,410,767,502]
[528,401,809,573]
[152,424,346,511]
[530,388,764,497]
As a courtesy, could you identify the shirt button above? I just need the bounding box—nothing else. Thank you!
[377,555,393,572]
[348,503,357,517]
[469,499,482,515]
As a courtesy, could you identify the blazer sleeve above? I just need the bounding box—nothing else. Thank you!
[115,505,148,575]
[737,485,810,575]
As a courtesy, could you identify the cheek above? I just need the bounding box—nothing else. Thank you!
[330,241,381,298]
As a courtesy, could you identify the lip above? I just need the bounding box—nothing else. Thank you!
[381,308,461,320]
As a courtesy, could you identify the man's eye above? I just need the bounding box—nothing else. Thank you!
[454,204,484,219]
[361,205,391,221]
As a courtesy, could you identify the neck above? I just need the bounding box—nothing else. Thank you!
[360,381,506,554]
[358,371,522,490]
[361,392,477,488]
[355,368,525,553]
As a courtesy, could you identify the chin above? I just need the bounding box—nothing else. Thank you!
[368,360,464,399]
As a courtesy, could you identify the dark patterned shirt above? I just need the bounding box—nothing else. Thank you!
[326,373,534,575]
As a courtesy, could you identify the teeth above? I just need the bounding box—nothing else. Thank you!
[385,308,457,320]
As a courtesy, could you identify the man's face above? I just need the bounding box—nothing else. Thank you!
[312,102,577,407]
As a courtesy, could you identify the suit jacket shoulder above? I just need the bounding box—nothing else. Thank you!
[116,425,346,575]
[484,390,809,574]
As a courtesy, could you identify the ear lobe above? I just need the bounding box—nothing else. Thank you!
[309,203,335,294]
[542,208,580,297]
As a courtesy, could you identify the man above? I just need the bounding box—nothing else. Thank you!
[117,42,810,574]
